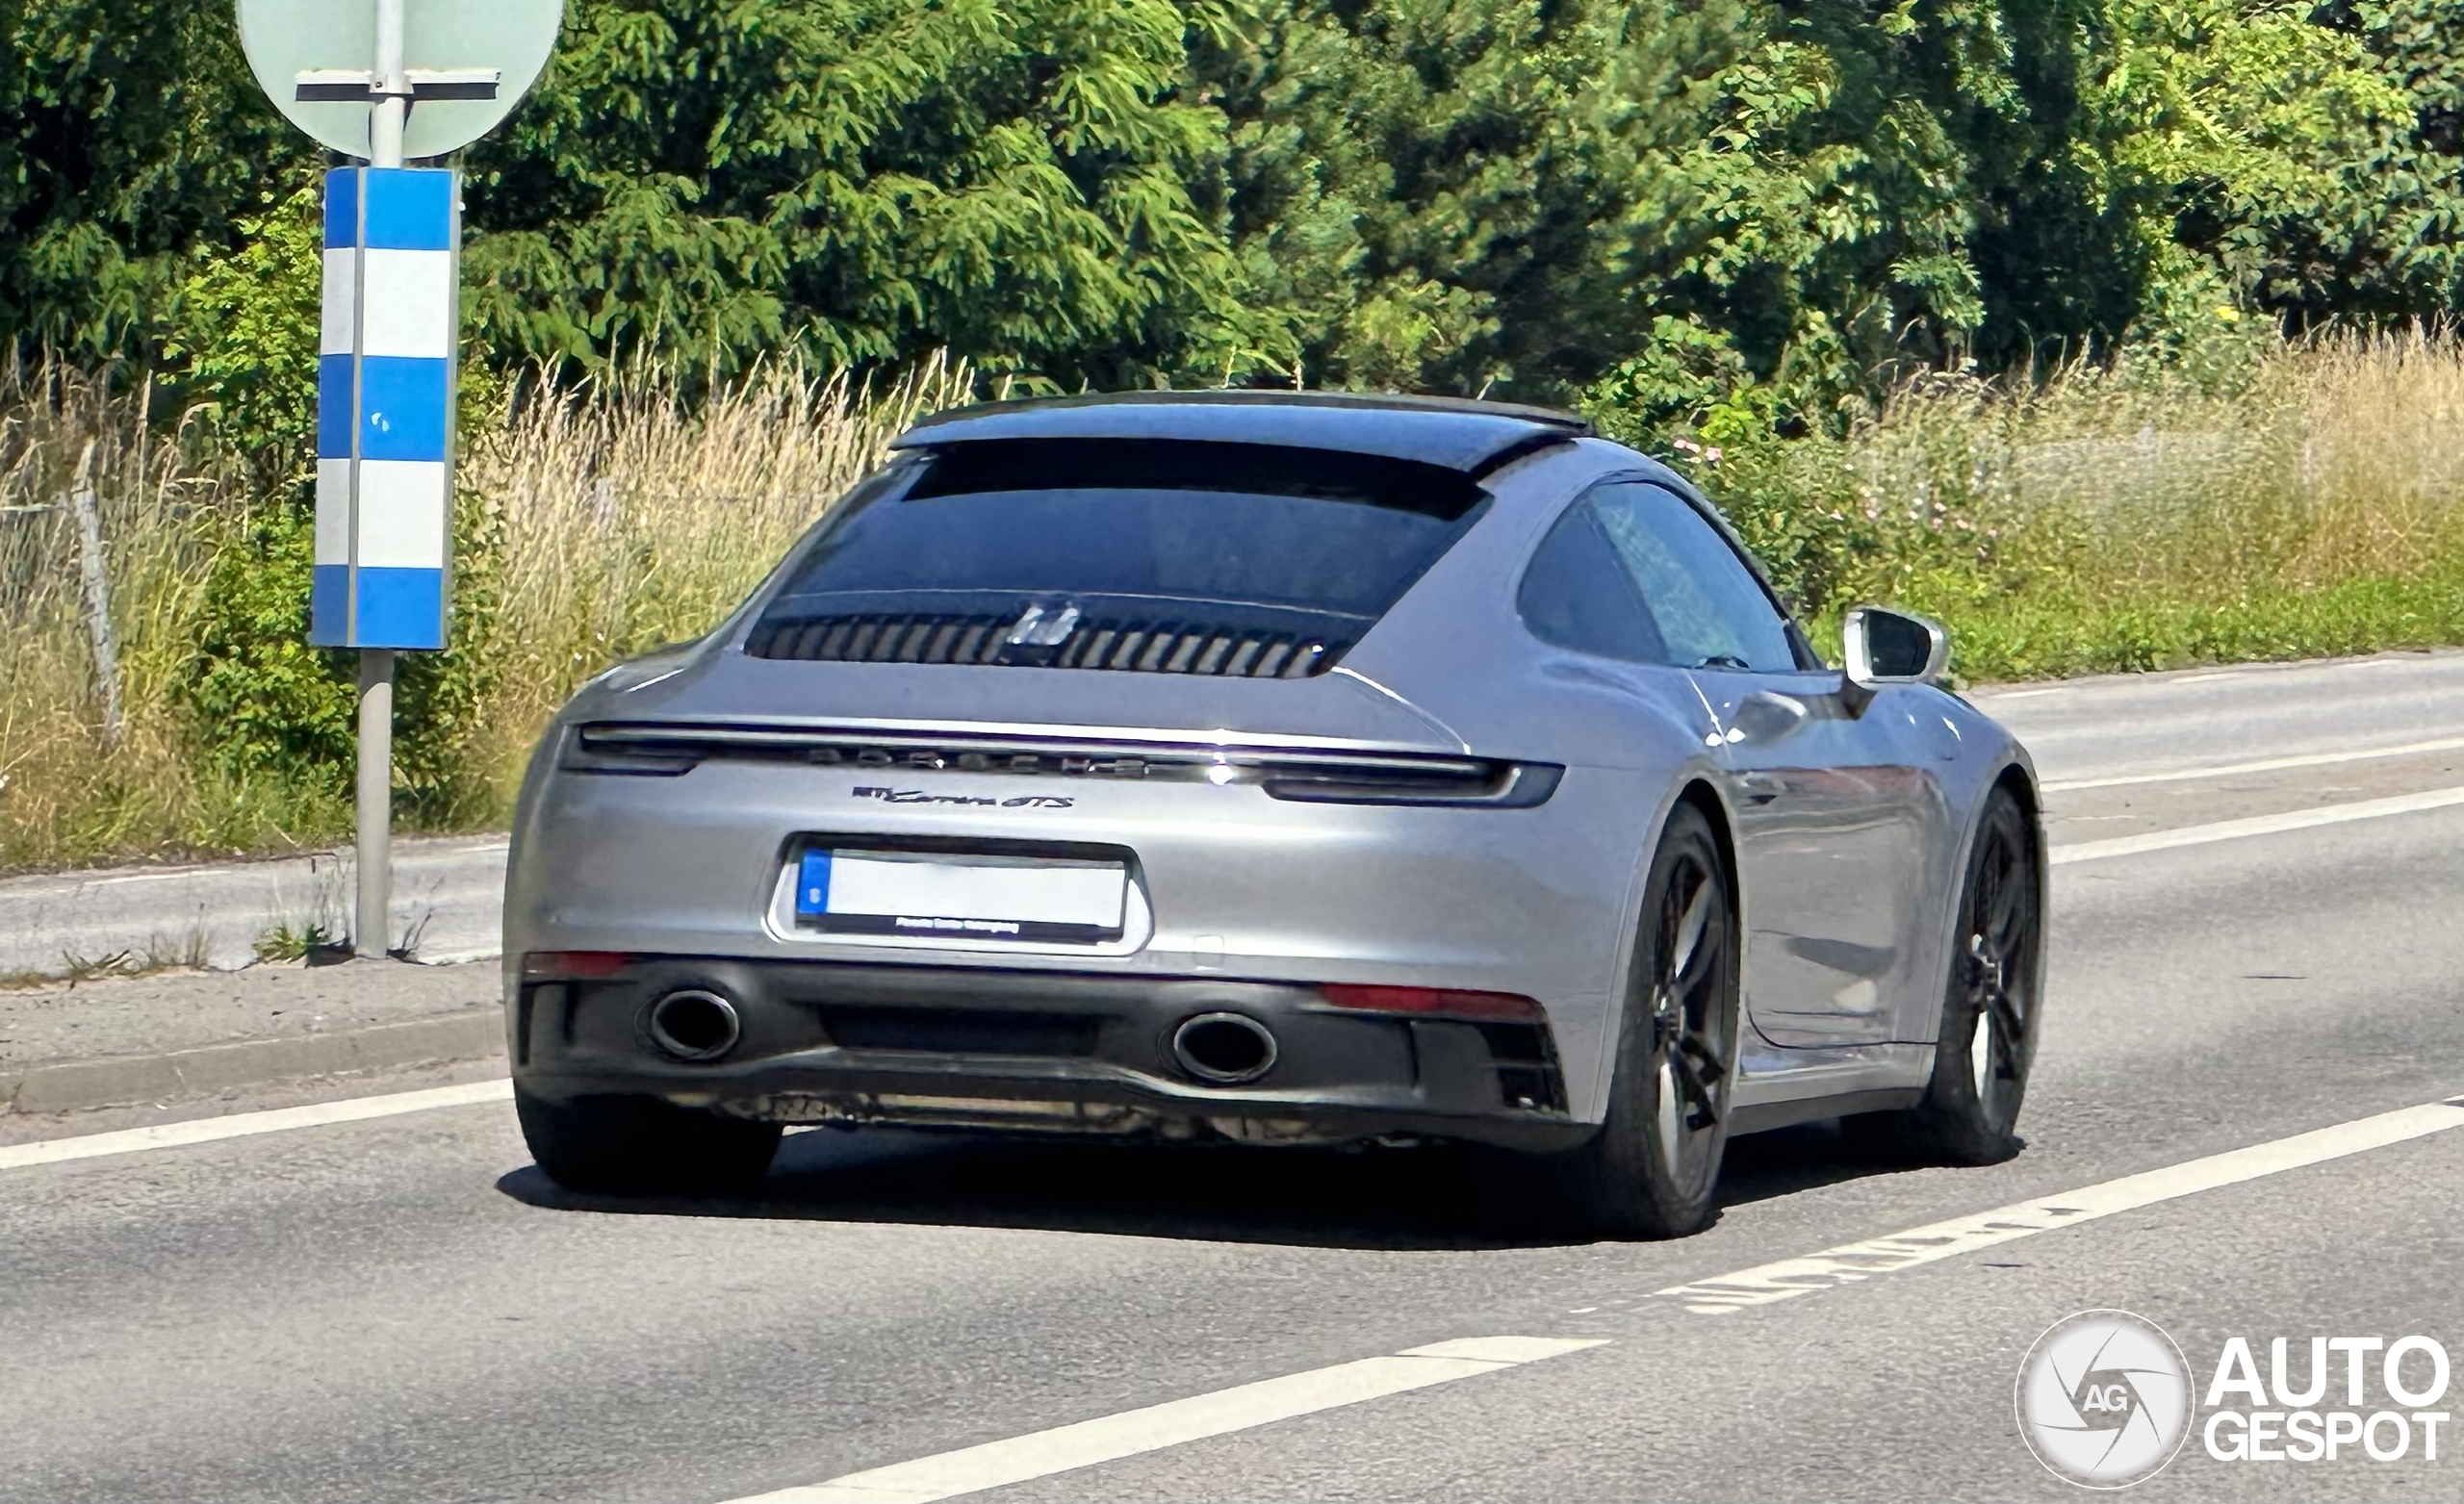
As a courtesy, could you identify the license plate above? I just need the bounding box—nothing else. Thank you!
[792,849,1128,943]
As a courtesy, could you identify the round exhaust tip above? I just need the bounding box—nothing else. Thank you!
[647,988,741,1061]
[1171,1012,1277,1084]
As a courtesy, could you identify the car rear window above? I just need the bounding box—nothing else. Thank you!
[748,439,1490,672]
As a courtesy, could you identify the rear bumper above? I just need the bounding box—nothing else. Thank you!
[509,956,1585,1151]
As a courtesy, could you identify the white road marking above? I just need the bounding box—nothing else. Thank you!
[412,947,502,965]
[84,868,224,887]
[2042,734,2464,791]
[721,1337,1607,1504]
[1656,1098,2464,1315]
[2048,784,2464,864]
[0,1079,512,1171]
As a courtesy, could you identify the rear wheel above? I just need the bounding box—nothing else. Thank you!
[1553,802,1739,1238]
[515,1087,783,1196]
[1855,786,2040,1163]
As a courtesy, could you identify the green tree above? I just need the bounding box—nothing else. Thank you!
[459,0,1279,385]
[1209,0,2135,423]
[0,0,316,357]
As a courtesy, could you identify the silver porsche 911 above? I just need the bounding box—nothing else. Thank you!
[503,391,2044,1237]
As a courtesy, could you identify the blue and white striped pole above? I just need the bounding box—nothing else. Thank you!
[314,0,460,958]
[316,155,455,956]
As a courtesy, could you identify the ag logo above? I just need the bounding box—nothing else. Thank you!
[2015,1310,2193,1488]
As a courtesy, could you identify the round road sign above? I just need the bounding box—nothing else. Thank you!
[237,0,563,160]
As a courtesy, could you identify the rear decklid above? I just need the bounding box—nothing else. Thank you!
[568,395,1593,754]
[595,640,1467,754]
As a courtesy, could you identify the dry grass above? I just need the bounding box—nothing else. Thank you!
[449,354,976,810]
[0,354,973,872]
[0,359,250,869]
[1700,328,2464,678]
[1883,327,2464,584]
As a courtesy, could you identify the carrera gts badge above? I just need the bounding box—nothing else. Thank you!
[854,786,1074,809]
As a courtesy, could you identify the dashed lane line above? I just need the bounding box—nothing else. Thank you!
[718,1337,1607,1504]
[1655,1097,2464,1315]
[715,1101,2464,1501]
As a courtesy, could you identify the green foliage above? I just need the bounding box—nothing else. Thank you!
[459,0,1275,385]
[159,175,325,476]
[0,0,317,357]
[177,486,503,830]
[183,499,353,804]
[11,0,2464,417]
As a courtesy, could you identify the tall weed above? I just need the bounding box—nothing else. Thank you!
[449,355,973,814]
[0,359,302,869]
[1672,329,2464,678]
[0,355,968,872]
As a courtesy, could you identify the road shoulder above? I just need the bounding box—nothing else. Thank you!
[0,958,504,1131]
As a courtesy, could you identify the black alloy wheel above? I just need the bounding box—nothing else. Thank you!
[1554,801,1739,1237]
[1859,785,2040,1163]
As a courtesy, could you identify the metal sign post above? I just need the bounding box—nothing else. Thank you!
[238,0,560,957]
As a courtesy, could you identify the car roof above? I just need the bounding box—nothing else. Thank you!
[891,390,1595,475]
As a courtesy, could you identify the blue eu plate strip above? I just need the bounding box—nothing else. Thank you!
[796,850,834,916]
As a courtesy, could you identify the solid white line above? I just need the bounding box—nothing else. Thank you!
[84,868,221,887]
[722,1337,1607,1504]
[1656,1098,2464,1315]
[0,1079,512,1171]
[2048,784,2464,864]
[2043,734,2464,791]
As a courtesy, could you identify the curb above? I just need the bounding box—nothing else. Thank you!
[0,1008,506,1118]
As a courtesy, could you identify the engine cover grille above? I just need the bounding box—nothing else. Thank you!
[744,612,1342,678]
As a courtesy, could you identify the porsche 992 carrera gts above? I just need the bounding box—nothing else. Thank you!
[504,391,2044,1237]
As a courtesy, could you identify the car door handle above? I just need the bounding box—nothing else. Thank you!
[1737,771,1785,803]
[1727,692,1810,748]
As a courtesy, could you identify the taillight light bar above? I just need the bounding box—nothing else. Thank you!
[1316,983,1546,1022]
[561,723,1560,807]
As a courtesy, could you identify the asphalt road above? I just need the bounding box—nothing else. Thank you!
[5,650,2462,1504]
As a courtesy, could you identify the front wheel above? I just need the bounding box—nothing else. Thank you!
[1551,802,1740,1238]
[1856,785,2041,1163]
[516,1086,783,1196]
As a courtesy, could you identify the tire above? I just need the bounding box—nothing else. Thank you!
[1552,801,1741,1238]
[1853,785,2041,1164]
[515,1086,783,1196]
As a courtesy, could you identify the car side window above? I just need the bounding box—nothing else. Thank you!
[1585,482,1798,672]
[1517,498,1669,664]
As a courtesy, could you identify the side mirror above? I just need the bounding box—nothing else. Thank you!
[1842,606,1949,687]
